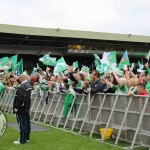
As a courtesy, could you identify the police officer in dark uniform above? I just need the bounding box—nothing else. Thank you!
[13,74,32,144]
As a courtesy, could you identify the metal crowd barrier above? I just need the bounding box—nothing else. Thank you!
[0,88,150,150]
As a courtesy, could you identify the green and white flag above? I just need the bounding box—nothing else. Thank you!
[96,65,104,73]
[43,54,56,66]
[0,57,9,70]
[39,79,50,91]
[16,59,23,75]
[96,51,117,73]
[37,63,40,69]
[39,56,44,62]
[102,51,117,64]
[72,61,78,71]
[100,59,111,73]
[39,53,56,66]
[0,57,9,66]
[93,54,103,73]
[93,54,101,66]
[145,50,150,61]
[106,64,123,76]
[31,67,38,76]
[137,60,145,72]
[118,51,130,69]
[81,66,89,72]
[138,60,143,69]
[8,54,18,69]
[53,57,68,75]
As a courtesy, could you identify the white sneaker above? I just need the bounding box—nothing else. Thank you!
[13,141,20,144]
[18,138,30,142]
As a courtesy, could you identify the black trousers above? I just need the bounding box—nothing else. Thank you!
[16,112,31,143]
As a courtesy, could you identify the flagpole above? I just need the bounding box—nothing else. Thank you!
[22,58,23,75]
[92,62,93,71]
[141,58,143,64]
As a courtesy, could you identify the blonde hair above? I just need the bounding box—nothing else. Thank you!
[130,78,138,86]
[120,77,127,86]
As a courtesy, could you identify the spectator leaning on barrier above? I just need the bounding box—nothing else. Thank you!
[55,75,64,92]
[88,70,105,94]
[59,83,69,94]
[46,67,52,78]
[102,72,128,94]
[63,72,79,118]
[47,74,57,92]
[73,80,90,95]
[1,75,8,86]
[124,67,138,95]
[75,72,85,88]
[102,73,117,93]
[137,83,148,96]
[6,74,18,88]
[33,73,40,86]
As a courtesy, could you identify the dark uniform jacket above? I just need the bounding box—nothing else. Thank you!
[13,80,32,114]
[90,79,105,94]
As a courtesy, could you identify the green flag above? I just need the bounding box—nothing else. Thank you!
[0,57,9,66]
[53,57,68,75]
[16,59,23,75]
[138,60,143,69]
[73,61,78,70]
[96,65,104,73]
[43,53,56,66]
[109,51,116,63]
[31,67,37,76]
[39,56,44,62]
[39,53,56,66]
[39,79,50,91]
[146,50,150,61]
[97,51,117,73]
[93,54,101,66]
[37,63,40,69]
[8,54,18,69]
[102,51,116,64]
[56,57,66,64]
[118,51,130,69]
[81,66,89,72]
[18,59,23,75]
[107,64,123,76]
[0,82,4,94]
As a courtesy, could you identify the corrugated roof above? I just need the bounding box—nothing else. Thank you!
[0,24,150,43]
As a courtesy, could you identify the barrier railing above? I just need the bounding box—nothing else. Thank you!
[0,88,150,150]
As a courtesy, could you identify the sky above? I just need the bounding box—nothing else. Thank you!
[0,0,150,35]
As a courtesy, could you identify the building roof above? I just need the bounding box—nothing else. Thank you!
[0,24,150,43]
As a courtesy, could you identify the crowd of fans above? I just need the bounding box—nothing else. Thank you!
[1,63,150,96]
[1,62,150,117]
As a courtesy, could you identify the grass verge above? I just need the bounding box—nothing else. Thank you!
[0,114,149,150]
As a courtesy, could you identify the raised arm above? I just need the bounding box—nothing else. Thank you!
[102,78,113,88]
[129,68,137,78]
[113,72,123,86]
[125,69,130,85]
[125,70,130,80]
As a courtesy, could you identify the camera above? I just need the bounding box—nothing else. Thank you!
[104,76,111,82]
